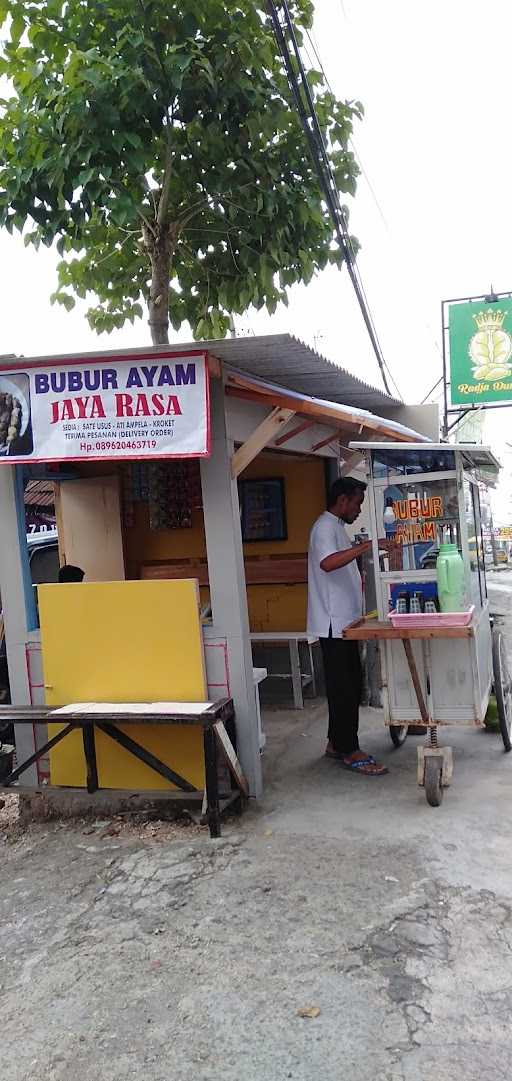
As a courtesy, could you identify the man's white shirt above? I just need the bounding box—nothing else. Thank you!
[307,511,363,638]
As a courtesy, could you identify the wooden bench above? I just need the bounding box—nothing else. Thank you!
[0,699,247,838]
[250,632,318,710]
[141,554,308,586]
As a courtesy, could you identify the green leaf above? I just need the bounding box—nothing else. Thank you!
[0,0,361,343]
[51,291,76,311]
[78,166,96,187]
[10,15,25,46]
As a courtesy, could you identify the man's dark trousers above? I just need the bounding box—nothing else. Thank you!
[319,634,361,754]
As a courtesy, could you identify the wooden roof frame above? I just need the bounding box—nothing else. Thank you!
[224,369,419,445]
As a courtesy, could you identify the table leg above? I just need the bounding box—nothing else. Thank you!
[82,723,99,794]
[1,723,75,787]
[308,642,317,698]
[203,726,221,838]
[290,639,303,709]
[402,640,429,723]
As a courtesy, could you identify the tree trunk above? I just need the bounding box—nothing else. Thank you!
[144,221,173,346]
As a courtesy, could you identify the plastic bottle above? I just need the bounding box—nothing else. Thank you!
[436,543,465,612]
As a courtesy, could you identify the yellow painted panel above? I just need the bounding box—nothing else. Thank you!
[247,584,307,633]
[47,724,205,790]
[39,579,207,790]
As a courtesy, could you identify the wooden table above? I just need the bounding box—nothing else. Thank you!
[0,699,247,838]
[344,617,473,641]
[344,618,474,725]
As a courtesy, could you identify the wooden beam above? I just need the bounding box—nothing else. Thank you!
[225,376,413,442]
[402,640,429,723]
[311,431,339,452]
[231,407,296,478]
[214,720,249,797]
[207,353,222,378]
[274,419,315,447]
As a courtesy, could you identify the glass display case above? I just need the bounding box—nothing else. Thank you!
[368,445,488,618]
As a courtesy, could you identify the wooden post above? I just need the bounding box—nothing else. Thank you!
[200,376,263,797]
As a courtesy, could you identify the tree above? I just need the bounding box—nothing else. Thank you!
[0,0,362,344]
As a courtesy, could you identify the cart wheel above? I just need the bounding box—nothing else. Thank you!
[492,628,512,752]
[424,757,443,807]
[389,725,408,748]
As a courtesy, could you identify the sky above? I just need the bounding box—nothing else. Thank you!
[1,0,512,515]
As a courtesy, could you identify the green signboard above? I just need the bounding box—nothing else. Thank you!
[449,298,512,404]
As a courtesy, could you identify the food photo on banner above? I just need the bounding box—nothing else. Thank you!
[0,372,34,457]
[0,352,210,464]
[449,297,512,405]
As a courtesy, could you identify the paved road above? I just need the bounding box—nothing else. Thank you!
[2,576,512,1081]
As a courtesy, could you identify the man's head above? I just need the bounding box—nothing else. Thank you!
[327,477,367,524]
[58,564,85,583]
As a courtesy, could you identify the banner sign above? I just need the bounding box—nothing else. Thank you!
[0,351,210,463]
[449,298,512,404]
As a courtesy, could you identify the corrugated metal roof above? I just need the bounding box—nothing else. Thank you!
[24,480,54,507]
[1,334,397,411]
[206,334,399,411]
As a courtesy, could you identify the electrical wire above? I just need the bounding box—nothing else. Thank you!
[306,30,391,234]
[305,24,450,403]
[421,376,443,404]
[266,0,396,399]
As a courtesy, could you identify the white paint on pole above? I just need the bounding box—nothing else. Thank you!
[200,377,262,797]
[0,465,38,781]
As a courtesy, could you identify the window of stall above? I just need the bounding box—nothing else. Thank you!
[372,446,456,480]
[463,477,486,608]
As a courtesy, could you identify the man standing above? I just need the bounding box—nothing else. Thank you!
[307,476,388,777]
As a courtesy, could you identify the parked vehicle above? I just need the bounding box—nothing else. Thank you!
[0,531,59,722]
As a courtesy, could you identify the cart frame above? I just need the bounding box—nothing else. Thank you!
[345,442,511,805]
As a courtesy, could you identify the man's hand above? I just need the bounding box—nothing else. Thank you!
[377,537,399,553]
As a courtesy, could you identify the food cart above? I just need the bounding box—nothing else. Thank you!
[343,442,511,806]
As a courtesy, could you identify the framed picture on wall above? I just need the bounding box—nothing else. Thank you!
[240,477,287,542]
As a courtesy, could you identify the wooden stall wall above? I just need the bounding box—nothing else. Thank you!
[124,453,326,632]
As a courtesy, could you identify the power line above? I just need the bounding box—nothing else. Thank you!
[421,376,443,404]
[302,27,403,401]
[305,25,450,403]
[304,30,391,233]
[266,0,395,398]
[338,0,349,21]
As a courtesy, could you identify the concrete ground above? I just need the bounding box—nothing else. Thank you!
[2,573,512,1080]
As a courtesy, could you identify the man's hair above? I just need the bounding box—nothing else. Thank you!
[58,564,85,583]
[327,476,367,509]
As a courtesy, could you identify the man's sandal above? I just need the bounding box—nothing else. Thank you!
[341,756,388,776]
